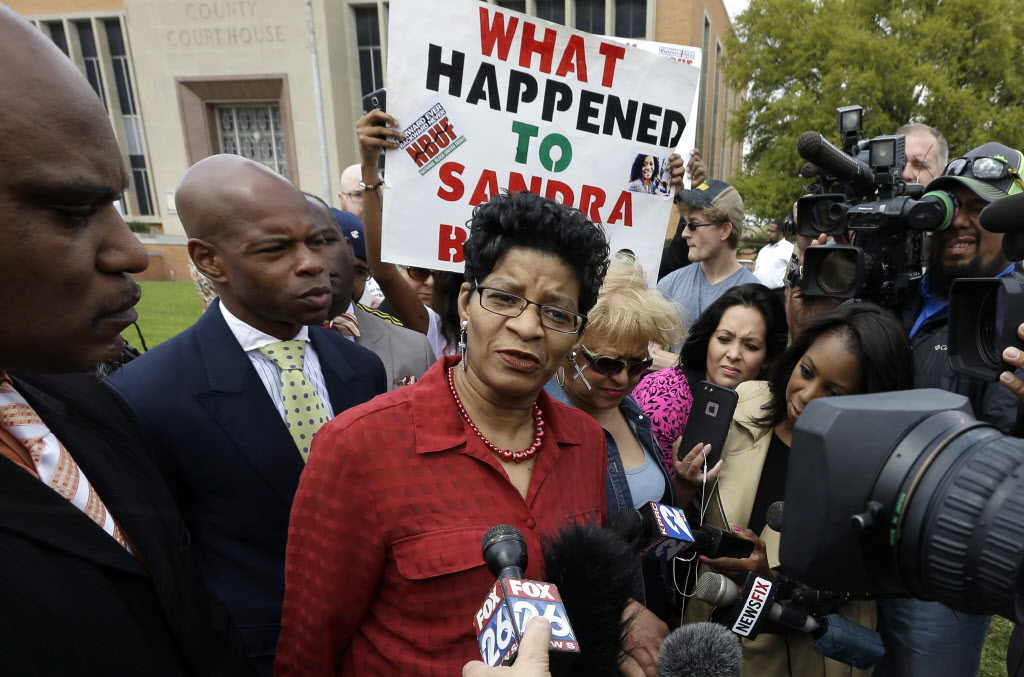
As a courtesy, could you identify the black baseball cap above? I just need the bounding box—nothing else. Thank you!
[928,142,1024,203]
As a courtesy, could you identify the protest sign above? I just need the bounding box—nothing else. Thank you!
[607,38,702,189]
[381,0,700,281]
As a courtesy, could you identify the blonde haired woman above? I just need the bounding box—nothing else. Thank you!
[545,258,684,675]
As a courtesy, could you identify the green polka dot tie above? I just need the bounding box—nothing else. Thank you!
[256,340,328,462]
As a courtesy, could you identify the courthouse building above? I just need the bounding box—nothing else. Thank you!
[11,0,742,280]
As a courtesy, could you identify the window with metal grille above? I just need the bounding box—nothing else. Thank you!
[354,7,383,97]
[75,21,106,110]
[216,104,289,178]
[575,0,605,34]
[614,0,646,38]
[536,0,564,24]
[46,22,69,56]
[495,0,527,12]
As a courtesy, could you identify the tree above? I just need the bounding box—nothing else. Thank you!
[723,0,1024,220]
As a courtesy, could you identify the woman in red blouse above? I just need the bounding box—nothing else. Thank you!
[275,117,614,677]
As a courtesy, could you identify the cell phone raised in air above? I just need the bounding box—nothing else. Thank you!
[676,381,739,469]
[361,88,387,173]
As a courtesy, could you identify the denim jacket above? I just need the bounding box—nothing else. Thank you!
[544,378,675,607]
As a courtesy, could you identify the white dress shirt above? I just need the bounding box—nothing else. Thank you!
[753,238,796,289]
[219,302,335,420]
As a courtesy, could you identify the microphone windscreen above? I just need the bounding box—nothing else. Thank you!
[766,501,785,532]
[656,622,742,677]
[607,508,644,553]
[980,191,1024,234]
[542,521,635,677]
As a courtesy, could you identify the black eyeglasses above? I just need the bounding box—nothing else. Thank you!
[400,266,433,282]
[340,190,364,203]
[580,345,653,378]
[352,264,372,282]
[681,219,721,232]
[475,284,586,334]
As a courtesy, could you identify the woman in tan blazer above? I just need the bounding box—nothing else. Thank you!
[678,303,914,677]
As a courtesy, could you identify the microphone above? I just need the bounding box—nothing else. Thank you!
[656,622,742,677]
[636,502,696,561]
[474,525,579,669]
[542,520,636,677]
[797,131,874,189]
[696,572,884,668]
[766,501,785,532]
[979,191,1024,233]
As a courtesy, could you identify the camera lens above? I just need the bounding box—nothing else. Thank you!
[978,284,1008,367]
[817,249,858,294]
[890,413,1024,619]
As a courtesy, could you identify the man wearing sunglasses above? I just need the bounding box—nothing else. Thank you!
[656,180,762,335]
[876,142,1024,677]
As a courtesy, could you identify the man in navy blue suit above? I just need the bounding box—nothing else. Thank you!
[109,154,386,676]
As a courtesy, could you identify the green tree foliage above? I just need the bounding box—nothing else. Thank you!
[723,0,1024,220]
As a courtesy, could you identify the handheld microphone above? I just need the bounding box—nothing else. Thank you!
[635,502,696,561]
[474,525,579,668]
[656,622,742,677]
[696,572,884,668]
[766,501,785,532]
[542,520,636,677]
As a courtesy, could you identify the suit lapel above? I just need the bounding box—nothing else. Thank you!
[194,303,304,505]
[354,307,386,346]
[0,379,146,577]
[311,326,360,413]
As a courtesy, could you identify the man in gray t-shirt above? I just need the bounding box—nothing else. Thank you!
[657,180,763,331]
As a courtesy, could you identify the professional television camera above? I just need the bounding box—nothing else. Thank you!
[794,105,957,306]
[948,190,1024,380]
[777,388,1024,623]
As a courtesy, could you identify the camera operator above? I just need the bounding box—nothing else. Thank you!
[896,123,948,187]
[876,142,1024,677]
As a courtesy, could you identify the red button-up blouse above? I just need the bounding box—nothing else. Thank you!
[275,355,608,677]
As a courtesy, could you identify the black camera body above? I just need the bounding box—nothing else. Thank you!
[794,106,956,307]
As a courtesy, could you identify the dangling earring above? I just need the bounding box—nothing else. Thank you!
[555,366,566,387]
[459,320,468,371]
[569,351,592,391]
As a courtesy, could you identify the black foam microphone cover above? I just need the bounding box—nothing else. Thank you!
[980,191,1024,233]
[656,622,742,677]
[766,501,785,532]
[542,521,635,677]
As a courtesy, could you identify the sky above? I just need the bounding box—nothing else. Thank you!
[723,0,750,20]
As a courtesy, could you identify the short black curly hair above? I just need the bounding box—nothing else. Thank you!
[462,191,611,317]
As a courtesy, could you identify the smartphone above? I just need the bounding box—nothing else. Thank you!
[362,88,386,115]
[677,381,739,468]
[361,88,388,174]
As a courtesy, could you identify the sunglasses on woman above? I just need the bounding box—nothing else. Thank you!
[580,345,654,378]
[399,265,433,282]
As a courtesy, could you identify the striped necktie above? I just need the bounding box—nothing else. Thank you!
[0,376,129,549]
[256,340,328,462]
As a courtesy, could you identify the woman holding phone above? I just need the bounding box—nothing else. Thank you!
[680,303,914,677]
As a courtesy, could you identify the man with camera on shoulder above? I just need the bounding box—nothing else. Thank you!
[876,141,1024,677]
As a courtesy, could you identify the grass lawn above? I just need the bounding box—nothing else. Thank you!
[122,281,205,350]
[982,615,1012,677]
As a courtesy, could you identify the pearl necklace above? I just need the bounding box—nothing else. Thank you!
[447,367,545,463]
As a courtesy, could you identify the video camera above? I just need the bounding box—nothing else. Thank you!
[793,105,957,307]
[948,191,1024,380]
[777,388,1024,623]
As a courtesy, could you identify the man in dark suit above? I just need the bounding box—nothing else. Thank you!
[306,196,435,388]
[109,155,386,676]
[0,7,248,675]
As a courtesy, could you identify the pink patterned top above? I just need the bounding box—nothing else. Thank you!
[632,368,694,473]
